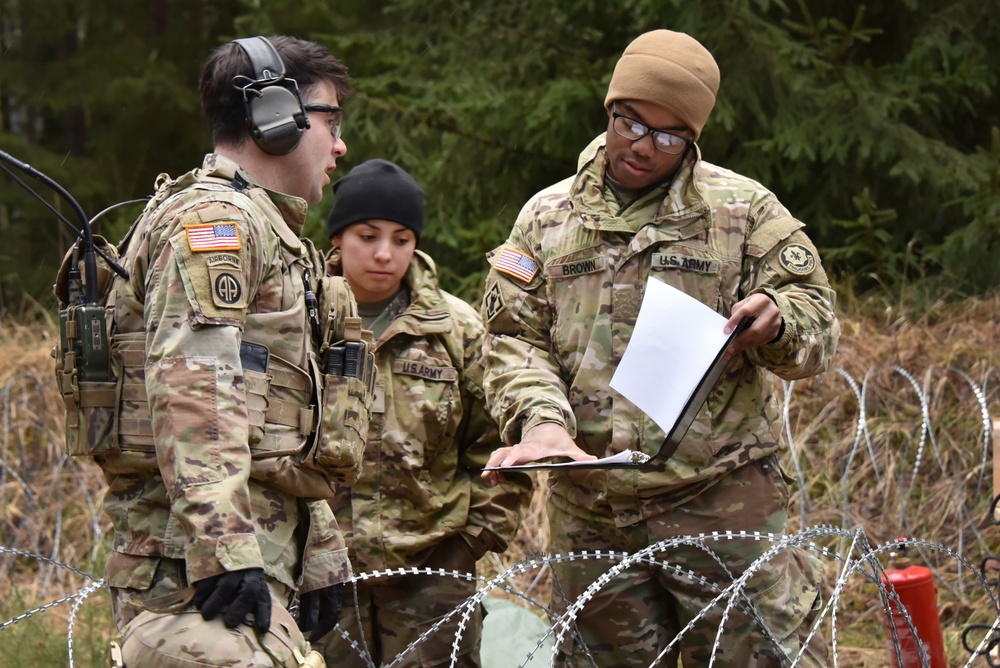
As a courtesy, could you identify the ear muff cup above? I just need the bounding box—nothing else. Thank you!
[246,84,309,155]
[233,36,309,156]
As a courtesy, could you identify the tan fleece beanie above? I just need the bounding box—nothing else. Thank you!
[604,30,720,139]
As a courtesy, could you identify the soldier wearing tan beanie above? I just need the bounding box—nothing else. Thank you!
[605,29,721,140]
[482,27,836,668]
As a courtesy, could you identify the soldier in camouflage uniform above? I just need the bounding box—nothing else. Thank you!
[97,36,365,667]
[315,160,531,667]
[480,30,839,667]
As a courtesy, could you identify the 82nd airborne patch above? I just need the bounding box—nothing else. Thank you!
[213,272,243,306]
[206,254,246,309]
[778,243,816,276]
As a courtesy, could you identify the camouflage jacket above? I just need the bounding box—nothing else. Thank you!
[100,154,351,593]
[482,136,839,526]
[327,250,529,570]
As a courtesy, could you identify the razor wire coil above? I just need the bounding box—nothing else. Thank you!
[3,364,1000,667]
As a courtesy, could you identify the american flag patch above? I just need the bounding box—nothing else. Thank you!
[186,223,242,252]
[494,247,539,283]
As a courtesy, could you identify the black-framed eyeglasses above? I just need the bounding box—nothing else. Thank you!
[611,106,692,155]
[303,103,344,140]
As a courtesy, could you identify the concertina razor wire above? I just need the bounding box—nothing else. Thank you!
[2,363,1000,667]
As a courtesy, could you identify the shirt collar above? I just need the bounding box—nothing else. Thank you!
[200,153,309,235]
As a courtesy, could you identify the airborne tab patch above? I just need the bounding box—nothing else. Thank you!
[493,247,539,283]
[186,222,242,252]
[778,243,816,276]
[206,253,242,269]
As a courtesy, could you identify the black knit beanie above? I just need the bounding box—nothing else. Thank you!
[327,159,424,241]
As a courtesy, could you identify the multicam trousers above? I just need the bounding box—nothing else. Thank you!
[108,557,315,668]
[318,535,484,668]
[547,456,828,668]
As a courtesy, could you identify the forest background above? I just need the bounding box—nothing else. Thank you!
[2,2,1000,665]
[1,0,998,314]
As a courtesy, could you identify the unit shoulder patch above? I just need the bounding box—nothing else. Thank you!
[484,281,505,322]
[211,270,245,308]
[777,243,816,276]
[186,222,242,252]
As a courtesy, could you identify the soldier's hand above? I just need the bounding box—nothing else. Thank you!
[482,423,596,486]
[192,567,271,633]
[723,294,780,359]
[298,583,344,642]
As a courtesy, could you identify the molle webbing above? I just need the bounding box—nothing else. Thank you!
[115,334,154,452]
[115,337,316,455]
[245,354,317,456]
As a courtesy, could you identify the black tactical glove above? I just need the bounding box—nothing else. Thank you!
[192,567,271,633]
[297,583,344,642]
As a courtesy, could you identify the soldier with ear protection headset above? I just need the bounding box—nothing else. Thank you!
[97,36,368,668]
[230,35,344,156]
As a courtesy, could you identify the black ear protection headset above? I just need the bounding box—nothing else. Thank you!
[232,36,310,155]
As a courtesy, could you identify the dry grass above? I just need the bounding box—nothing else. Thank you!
[0,324,106,577]
[787,294,1000,664]
[2,293,1000,666]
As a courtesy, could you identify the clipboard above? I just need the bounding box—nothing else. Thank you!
[483,315,753,472]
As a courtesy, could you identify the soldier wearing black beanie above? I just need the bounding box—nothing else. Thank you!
[317,159,530,668]
[327,159,424,242]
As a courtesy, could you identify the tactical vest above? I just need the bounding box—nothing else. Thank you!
[54,170,374,495]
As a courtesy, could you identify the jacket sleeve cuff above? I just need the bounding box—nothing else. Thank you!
[185,533,264,583]
[757,286,798,350]
[517,411,576,444]
[299,547,353,593]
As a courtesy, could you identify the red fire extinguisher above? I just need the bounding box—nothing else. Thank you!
[880,565,948,668]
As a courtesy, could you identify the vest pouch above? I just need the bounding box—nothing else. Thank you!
[244,367,271,448]
[316,274,356,349]
[247,352,314,459]
[112,332,155,453]
[62,378,118,457]
[314,370,371,484]
[55,306,118,457]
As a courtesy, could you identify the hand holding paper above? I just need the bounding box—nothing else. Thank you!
[609,278,733,434]
[484,277,749,473]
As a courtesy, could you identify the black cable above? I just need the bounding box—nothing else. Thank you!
[0,150,98,302]
[0,161,85,245]
[0,152,130,282]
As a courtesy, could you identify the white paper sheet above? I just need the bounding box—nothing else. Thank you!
[610,277,730,433]
[483,448,650,471]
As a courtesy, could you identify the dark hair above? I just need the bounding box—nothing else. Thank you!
[199,35,352,148]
